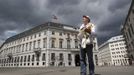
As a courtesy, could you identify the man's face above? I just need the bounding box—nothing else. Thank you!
[82,17,89,23]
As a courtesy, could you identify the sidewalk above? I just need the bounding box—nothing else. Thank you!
[0,66,134,75]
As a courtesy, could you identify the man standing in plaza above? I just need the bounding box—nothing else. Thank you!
[78,15,95,75]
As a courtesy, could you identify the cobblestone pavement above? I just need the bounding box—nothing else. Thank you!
[0,66,134,75]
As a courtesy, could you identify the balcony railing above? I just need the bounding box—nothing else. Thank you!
[7,53,13,60]
[33,48,41,57]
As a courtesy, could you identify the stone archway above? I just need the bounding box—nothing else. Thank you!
[75,54,80,66]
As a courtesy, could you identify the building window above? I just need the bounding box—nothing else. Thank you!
[115,44,118,46]
[22,44,24,52]
[75,40,78,48]
[36,56,40,61]
[52,31,55,35]
[128,18,130,22]
[59,53,63,61]
[128,28,132,38]
[39,33,41,37]
[95,55,98,65]
[111,45,114,47]
[17,57,20,62]
[42,62,45,65]
[132,41,134,48]
[23,38,25,42]
[19,45,21,53]
[51,53,55,61]
[116,48,119,50]
[38,40,41,48]
[43,38,46,48]
[24,56,27,62]
[16,45,18,53]
[20,56,23,62]
[11,58,13,63]
[132,9,134,14]
[59,39,63,48]
[30,35,32,39]
[67,40,71,48]
[26,43,28,51]
[75,34,77,39]
[34,34,36,38]
[29,42,32,50]
[130,24,134,34]
[28,55,30,62]
[51,39,55,48]
[33,41,36,49]
[27,37,29,40]
[67,33,70,37]
[125,32,129,41]
[32,55,34,61]
[14,57,17,63]
[59,32,62,36]
[68,54,72,61]
[44,31,46,35]
[17,45,19,53]
[42,53,46,61]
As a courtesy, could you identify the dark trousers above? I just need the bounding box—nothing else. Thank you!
[80,44,94,75]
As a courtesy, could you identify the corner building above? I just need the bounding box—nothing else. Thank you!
[0,22,98,67]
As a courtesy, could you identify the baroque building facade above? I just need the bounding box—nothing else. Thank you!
[0,22,98,67]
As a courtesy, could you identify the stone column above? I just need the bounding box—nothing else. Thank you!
[72,54,75,66]
[46,30,50,67]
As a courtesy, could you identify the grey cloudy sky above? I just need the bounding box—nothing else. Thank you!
[0,0,132,45]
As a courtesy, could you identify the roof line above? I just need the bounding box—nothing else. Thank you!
[1,22,79,47]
